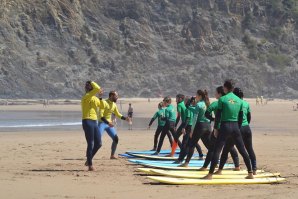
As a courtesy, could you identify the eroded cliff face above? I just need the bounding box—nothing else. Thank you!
[0,0,297,98]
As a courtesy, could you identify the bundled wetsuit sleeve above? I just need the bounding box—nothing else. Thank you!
[175,116,180,127]
[205,111,214,122]
[182,117,189,129]
[247,104,251,124]
[238,102,243,128]
[101,117,110,124]
[214,98,223,130]
[175,105,182,127]
[98,103,109,124]
[149,112,158,126]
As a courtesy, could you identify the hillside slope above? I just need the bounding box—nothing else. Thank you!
[0,0,297,98]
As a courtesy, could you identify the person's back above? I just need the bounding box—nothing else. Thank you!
[165,104,176,122]
[218,92,242,122]
[205,81,253,180]
[196,100,209,123]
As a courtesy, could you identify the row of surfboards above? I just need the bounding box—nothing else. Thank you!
[121,149,286,185]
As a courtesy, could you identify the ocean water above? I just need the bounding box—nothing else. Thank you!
[0,110,152,132]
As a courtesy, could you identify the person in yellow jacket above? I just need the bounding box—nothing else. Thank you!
[81,81,107,171]
[98,91,131,159]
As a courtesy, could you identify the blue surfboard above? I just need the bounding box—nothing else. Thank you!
[129,159,205,165]
[126,149,180,155]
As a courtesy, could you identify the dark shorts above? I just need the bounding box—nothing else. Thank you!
[128,112,133,118]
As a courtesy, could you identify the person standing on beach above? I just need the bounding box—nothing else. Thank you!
[174,96,204,164]
[216,88,257,175]
[199,86,240,171]
[260,96,264,105]
[179,90,211,167]
[167,94,187,157]
[98,91,131,159]
[81,81,107,171]
[203,80,254,180]
[148,102,173,151]
[153,96,180,155]
[127,103,133,130]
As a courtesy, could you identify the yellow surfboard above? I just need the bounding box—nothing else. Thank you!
[137,168,265,175]
[147,176,286,185]
[137,164,235,170]
[150,169,280,179]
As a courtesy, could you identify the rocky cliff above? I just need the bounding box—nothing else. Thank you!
[0,0,297,98]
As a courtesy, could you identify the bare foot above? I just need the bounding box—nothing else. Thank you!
[202,174,213,180]
[178,163,189,167]
[110,155,117,160]
[199,156,204,160]
[253,170,257,175]
[214,169,222,175]
[246,173,254,179]
[88,166,95,171]
[234,167,241,171]
[198,167,208,171]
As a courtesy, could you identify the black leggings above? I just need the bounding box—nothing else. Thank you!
[241,125,257,171]
[218,125,257,170]
[209,122,252,174]
[173,124,184,143]
[185,122,211,163]
[153,126,173,149]
[178,125,204,161]
[203,132,239,168]
[156,121,182,153]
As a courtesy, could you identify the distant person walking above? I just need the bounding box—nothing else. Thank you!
[81,81,107,171]
[256,96,260,105]
[43,99,47,108]
[128,103,133,130]
[260,96,264,105]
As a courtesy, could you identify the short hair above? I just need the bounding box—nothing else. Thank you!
[233,87,244,99]
[163,96,171,103]
[109,91,117,97]
[176,94,185,100]
[158,102,163,108]
[223,79,235,91]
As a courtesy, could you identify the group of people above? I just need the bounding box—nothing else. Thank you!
[81,81,131,171]
[148,79,257,179]
[256,96,267,105]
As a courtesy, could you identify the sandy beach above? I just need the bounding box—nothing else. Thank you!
[0,99,298,199]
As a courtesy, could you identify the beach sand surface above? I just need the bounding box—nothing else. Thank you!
[0,99,298,199]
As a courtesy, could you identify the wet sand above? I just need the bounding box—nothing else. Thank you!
[0,99,298,199]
